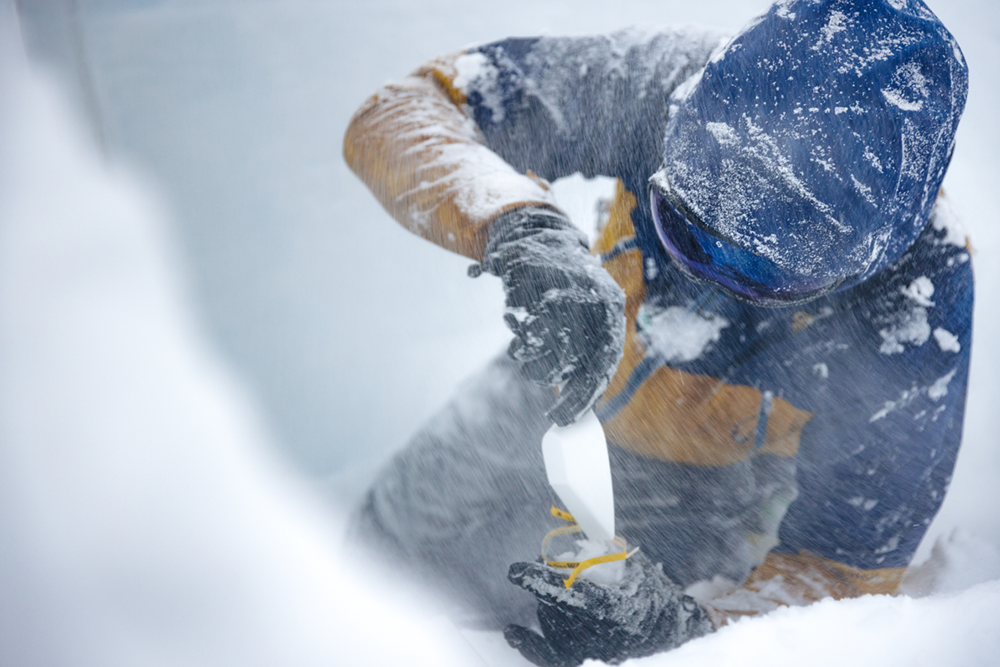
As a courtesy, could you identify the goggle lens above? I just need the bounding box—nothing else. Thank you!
[649,182,840,305]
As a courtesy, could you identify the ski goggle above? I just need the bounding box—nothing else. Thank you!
[649,171,844,306]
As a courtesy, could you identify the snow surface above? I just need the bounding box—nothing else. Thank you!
[631,579,1000,667]
[8,0,1000,664]
[0,10,482,665]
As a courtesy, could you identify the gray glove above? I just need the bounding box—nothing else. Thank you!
[470,206,626,426]
[504,552,713,667]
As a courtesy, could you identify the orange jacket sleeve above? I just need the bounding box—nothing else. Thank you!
[343,53,561,260]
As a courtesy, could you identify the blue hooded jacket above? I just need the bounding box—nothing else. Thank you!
[347,0,973,588]
[660,0,967,300]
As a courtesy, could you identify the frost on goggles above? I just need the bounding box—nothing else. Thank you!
[648,173,843,307]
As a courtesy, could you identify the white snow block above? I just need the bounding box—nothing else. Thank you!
[542,409,616,542]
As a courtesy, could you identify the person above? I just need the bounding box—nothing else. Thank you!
[343,0,971,664]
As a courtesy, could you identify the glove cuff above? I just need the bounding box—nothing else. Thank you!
[485,206,586,254]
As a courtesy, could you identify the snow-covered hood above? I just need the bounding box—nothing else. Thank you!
[660,0,968,292]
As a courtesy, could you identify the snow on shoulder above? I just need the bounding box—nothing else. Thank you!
[638,302,729,363]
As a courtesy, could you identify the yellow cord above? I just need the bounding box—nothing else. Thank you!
[541,506,638,588]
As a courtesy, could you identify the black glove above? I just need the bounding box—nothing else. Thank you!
[470,206,626,426]
[504,552,713,667]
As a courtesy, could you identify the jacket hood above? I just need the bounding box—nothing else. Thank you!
[660,0,968,293]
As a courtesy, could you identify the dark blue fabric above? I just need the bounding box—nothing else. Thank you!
[462,15,971,572]
[662,0,968,292]
[637,216,972,570]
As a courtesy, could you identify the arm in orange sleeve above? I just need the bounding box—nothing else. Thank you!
[342,53,561,261]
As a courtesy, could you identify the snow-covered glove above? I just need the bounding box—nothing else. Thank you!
[504,552,713,667]
[470,206,626,427]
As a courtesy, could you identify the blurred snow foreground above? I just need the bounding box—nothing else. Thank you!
[0,5,483,666]
[1,3,1000,667]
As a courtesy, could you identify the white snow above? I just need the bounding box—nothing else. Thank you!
[933,327,962,353]
[882,54,933,113]
[638,304,729,363]
[902,275,936,306]
[454,51,506,124]
[869,369,956,422]
[902,529,1000,597]
[774,0,796,21]
[452,52,490,94]
[932,195,969,247]
[928,369,957,401]
[406,135,560,225]
[630,579,1000,667]
[0,15,480,665]
[550,172,619,246]
[882,87,925,112]
[848,496,879,511]
[10,0,1000,665]
[878,306,931,354]
[706,121,739,146]
[812,10,848,51]
[850,173,878,206]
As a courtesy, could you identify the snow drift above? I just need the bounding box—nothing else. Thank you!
[0,6,479,665]
[3,0,999,665]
